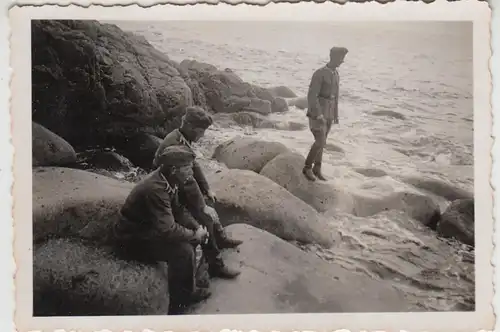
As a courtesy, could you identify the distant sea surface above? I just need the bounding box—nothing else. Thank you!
[113,20,474,311]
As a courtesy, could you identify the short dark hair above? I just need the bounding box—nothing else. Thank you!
[182,106,213,129]
[329,47,348,60]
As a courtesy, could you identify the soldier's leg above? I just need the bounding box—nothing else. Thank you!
[324,118,333,139]
[205,198,243,249]
[304,118,326,181]
[312,119,331,181]
[149,241,211,313]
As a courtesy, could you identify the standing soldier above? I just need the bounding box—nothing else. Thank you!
[113,145,215,314]
[303,46,348,182]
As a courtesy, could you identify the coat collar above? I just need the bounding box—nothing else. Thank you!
[177,129,193,149]
[156,169,178,196]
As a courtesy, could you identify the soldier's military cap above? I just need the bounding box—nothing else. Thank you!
[157,145,196,168]
[329,46,349,59]
[182,106,213,129]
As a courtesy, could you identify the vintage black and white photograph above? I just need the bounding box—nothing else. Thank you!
[10,2,493,331]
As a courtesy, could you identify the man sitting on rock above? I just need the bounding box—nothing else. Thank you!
[113,145,221,313]
[303,46,348,182]
[153,106,243,249]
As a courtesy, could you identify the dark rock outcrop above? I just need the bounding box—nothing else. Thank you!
[180,60,288,114]
[34,238,170,316]
[208,169,334,247]
[32,167,133,245]
[437,199,474,246]
[213,137,290,173]
[32,122,77,167]
[108,133,164,170]
[190,224,415,314]
[32,20,193,149]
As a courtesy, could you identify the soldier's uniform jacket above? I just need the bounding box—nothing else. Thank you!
[113,168,201,243]
[306,65,340,121]
[153,129,211,196]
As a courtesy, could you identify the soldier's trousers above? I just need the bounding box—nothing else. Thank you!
[148,241,197,306]
[177,208,222,265]
[114,237,197,306]
[305,117,333,168]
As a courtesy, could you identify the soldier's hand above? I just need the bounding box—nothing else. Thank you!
[316,114,325,123]
[206,190,217,203]
[194,226,209,243]
[334,117,339,125]
[203,205,219,222]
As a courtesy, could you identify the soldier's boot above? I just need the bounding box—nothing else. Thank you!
[302,166,316,182]
[208,257,241,279]
[213,223,243,249]
[169,288,212,315]
[189,288,212,303]
[312,163,327,181]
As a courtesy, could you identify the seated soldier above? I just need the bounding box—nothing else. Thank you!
[153,106,243,249]
[113,145,215,314]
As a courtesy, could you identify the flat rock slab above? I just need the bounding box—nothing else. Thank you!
[190,224,416,314]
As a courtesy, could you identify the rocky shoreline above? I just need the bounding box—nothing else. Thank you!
[32,19,475,315]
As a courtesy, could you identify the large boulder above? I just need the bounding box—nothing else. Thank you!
[213,137,290,173]
[33,238,170,316]
[437,199,474,246]
[190,224,415,314]
[208,169,334,247]
[287,96,308,110]
[32,122,77,167]
[399,174,473,201]
[32,20,192,149]
[266,85,298,98]
[349,176,442,225]
[252,85,289,113]
[260,152,355,213]
[32,167,133,245]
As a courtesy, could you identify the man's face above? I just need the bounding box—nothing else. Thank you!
[191,127,206,142]
[329,55,345,68]
[167,163,194,185]
[182,124,206,142]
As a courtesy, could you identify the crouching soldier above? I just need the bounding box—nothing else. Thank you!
[153,105,243,249]
[113,145,222,313]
